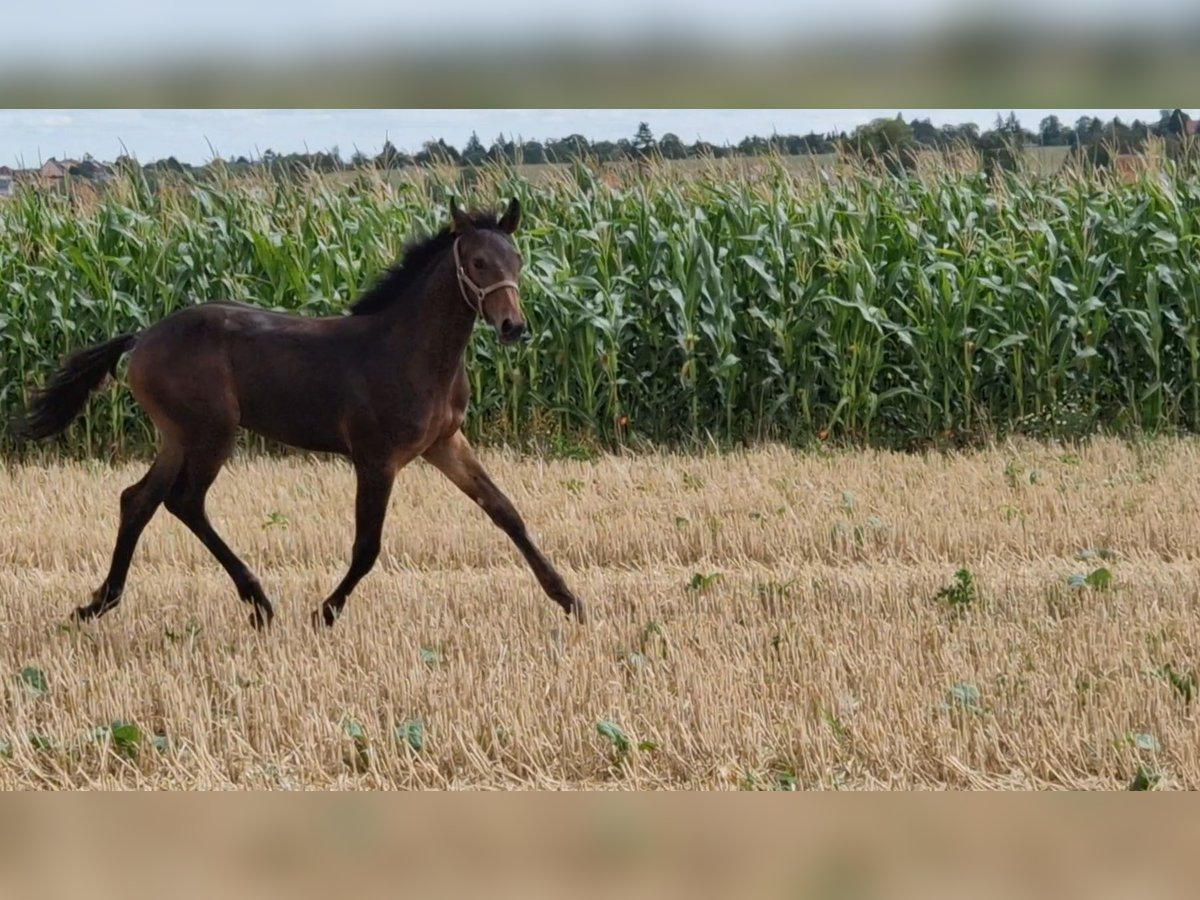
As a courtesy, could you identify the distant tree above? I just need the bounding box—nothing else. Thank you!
[977,115,1027,178]
[632,122,656,158]
[375,140,399,169]
[1153,108,1189,137]
[546,133,591,162]
[414,139,460,166]
[591,140,622,162]
[144,155,187,174]
[910,118,941,146]
[790,132,834,154]
[313,150,343,173]
[844,115,917,174]
[462,131,487,166]
[488,134,515,164]
[1167,108,1191,137]
[1039,115,1063,146]
[737,135,770,156]
[518,140,546,165]
[937,123,979,146]
[659,132,687,160]
[1153,109,1193,161]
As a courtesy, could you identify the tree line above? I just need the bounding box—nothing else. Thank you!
[116,109,1196,177]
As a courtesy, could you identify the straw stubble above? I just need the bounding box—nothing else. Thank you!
[1,438,1197,789]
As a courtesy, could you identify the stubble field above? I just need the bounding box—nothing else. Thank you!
[2,438,1199,789]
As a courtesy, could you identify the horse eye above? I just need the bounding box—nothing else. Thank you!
[472,258,485,270]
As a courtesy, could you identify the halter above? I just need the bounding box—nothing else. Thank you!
[453,236,520,316]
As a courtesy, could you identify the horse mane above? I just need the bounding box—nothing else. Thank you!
[348,209,503,316]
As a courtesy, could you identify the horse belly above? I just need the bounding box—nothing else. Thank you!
[234,372,351,455]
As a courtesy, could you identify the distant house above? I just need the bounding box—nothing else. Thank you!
[0,165,13,198]
[1188,120,1200,137]
[38,156,116,183]
[73,158,116,182]
[39,158,79,180]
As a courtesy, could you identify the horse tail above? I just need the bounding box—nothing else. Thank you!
[11,333,138,441]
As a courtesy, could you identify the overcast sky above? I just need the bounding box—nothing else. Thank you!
[0,109,1183,168]
[4,0,1197,64]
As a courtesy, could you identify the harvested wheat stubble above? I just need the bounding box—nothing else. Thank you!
[1,437,1199,789]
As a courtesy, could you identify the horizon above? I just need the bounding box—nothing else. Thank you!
[0,109,1187,170]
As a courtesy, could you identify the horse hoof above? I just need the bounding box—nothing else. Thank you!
[566,597,587,625]
[250,607,273,631]
[312,606,338,629]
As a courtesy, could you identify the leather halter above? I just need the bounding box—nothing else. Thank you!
[453,236,519,316]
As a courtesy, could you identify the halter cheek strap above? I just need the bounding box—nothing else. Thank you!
[453,236,520,316]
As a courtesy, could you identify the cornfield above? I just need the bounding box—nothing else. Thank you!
[2,148,1200,457]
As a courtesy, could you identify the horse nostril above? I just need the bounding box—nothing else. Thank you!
[500,319,526,341]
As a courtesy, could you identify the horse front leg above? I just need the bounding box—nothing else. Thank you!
[422,431,586,623]
[314,458,399,627]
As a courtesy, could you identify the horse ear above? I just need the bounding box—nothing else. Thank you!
[449,198,474,233]
[498,197,521,234]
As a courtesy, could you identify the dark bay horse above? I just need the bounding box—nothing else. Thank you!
[15,198,585,629]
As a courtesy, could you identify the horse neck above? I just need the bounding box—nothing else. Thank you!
[380,250,477,384]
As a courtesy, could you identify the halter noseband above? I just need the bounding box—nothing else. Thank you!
[453,236,520,316]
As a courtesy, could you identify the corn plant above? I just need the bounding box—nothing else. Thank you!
[3,148,1200,458]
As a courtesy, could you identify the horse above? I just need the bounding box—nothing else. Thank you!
[13,197,586,630]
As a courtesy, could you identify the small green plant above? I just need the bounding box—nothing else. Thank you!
[841,490,857,512]
[595,719,656,767]
[261,510,289,529]
[596,719,631,762]
[95,721,142,760]
[998,503,1023,521]
[19,666,48,695]
[164,619,203,643]
[755,578,795,598]
[420,646,442,667]
[687,572,721,593]
[1128,766,1161,791]
[396,719,425,753]
[770,767,799,791]
[823,709,851,745]
[1004,459,1025,488]
[343,717,370,771]
[948,682,983,713]
[934,569,977,610]
[547,433,599,462]
[1156,664,1196,703]
[1067,567,1113,590]
[561,478,585,496]
[637,621,669,659]
[681,471,703,491]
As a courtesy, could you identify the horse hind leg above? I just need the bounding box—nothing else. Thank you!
[76,443,184,621]
[164,438,275,630]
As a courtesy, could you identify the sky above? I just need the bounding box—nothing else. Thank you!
[0,109,1183,169]
[3,0,1197,65]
